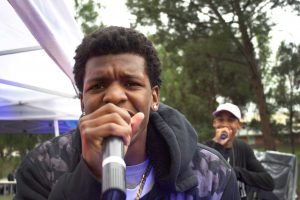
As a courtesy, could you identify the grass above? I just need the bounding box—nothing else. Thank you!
[0,195,13,200]
[0,158,20,179]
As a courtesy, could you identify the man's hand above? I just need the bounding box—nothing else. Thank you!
[213,127,233,148]
[79,103,144,179]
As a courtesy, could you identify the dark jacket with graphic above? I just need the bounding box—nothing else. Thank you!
[14,104,240,200]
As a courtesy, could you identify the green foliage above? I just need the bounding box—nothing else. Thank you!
[0,134,53,160]
[126,0,279,139]
[269,42,300,140]
[126,0,300,147]
[74,0,102,35]
[270,42,300,116]
[71,0,300,144]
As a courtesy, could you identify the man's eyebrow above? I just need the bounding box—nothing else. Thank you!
[124,74,144,79]
[86,76,107,83]
[86,73,144,84]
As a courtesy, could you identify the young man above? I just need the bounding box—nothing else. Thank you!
[205,103,275,200]
[14,26,239,199]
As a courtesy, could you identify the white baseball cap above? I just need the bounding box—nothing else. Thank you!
[212,103,241,120]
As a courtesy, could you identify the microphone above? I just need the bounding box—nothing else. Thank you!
[102,137,126,200]
[220,131,228,140]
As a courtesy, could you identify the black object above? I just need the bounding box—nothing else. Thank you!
[255,150,298,200]
[220,131,228,140]
[102,137,126,200]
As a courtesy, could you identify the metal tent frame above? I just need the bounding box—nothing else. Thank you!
[0,0,83,136]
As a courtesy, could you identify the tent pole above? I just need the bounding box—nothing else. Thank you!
[0,46,41,56]
[54,119,59,137]
[0,79,76,98]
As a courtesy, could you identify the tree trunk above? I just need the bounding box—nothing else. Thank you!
[252,78,276,150]
[233,0,276,150]
[209,0,277,150]
[289,105,295,153]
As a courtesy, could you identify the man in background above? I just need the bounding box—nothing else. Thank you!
[205,103,275,200]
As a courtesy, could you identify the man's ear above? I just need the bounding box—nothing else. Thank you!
[238,121,243,129]
[212,119,218,129]
[151,86,160,111]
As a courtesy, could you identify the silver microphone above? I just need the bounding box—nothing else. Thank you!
[102,137,126,199]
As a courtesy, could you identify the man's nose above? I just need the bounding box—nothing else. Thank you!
[103,83,127,105]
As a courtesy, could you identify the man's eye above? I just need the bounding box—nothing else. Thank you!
[215,117,224,122]
[125,81,140,88]
[91,83,105,90]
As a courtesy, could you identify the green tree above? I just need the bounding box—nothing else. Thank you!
[127,0,300,149]
[270,42,300,153]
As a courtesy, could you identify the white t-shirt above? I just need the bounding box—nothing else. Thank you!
[125,159,154,200]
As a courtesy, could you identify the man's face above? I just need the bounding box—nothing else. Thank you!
[80,53,159,144]
[212,111,241,135]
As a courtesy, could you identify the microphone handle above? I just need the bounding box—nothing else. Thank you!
[102,136,126,200]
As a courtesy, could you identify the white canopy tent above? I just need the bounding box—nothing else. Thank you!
[0,0,83,135]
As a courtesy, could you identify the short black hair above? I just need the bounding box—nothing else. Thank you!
[73,26,162,93]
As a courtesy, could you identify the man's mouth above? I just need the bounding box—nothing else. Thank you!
[127,110,135,117]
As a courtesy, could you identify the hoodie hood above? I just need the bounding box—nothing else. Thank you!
[146,103,198,192]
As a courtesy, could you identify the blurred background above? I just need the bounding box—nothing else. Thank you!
[1,0,300,199]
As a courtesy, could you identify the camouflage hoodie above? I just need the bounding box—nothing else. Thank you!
[14,104,240,200]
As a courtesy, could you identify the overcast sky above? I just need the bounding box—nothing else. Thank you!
[67,0,300,61]
[95,1,300,49]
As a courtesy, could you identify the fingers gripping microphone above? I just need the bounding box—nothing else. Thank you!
[102,137,126,200]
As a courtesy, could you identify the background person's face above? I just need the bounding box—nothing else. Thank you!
[213,111,241,135]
